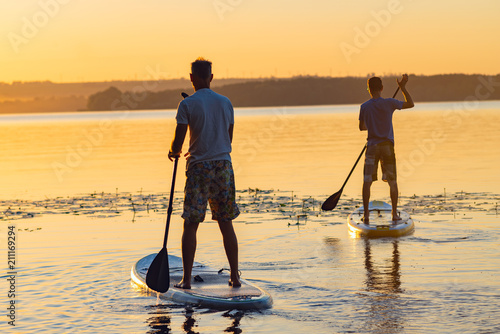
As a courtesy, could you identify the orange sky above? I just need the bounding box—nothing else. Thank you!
[2,0,499,82]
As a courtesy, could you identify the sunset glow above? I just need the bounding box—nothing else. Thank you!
[2,0,499,83]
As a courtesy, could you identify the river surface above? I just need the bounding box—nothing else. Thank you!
[1,101,499,333]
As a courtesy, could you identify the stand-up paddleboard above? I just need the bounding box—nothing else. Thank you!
[348,201,414,238]
[131,254,272,310]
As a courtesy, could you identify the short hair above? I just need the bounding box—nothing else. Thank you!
[368,77,383,92]
[191,57,212,79]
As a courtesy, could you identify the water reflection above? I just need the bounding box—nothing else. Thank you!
[360,238,405,333]
[363,239,402,294]
[222,310,244,334]
[182,309,200,334]
[145,306,244,334]
[146,308,172,334]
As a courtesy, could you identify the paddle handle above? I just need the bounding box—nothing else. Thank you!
[163,157,179,249]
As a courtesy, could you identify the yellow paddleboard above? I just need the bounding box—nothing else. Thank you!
[348,201,414,238]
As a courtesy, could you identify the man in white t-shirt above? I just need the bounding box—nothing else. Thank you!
[168,58,241,289]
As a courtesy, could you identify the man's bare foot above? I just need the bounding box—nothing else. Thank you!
[361,216,369,225]
[392,215,402,224]
[174,280,191,289]
[228,276,241,288]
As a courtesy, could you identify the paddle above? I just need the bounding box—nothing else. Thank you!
[145,156,179,292]
[321,145,366,211]
[146,92,188,293]
[321,86,400,211]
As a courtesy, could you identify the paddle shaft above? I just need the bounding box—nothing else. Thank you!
[392,87,400,99]
[340,144,367,191]
[163,157,179,249]
[161,91,188,248]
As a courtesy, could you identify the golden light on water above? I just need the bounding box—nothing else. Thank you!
[1,105,499,200]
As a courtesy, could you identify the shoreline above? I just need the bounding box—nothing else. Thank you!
[1,99,500,117]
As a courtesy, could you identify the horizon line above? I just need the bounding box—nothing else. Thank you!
[2,72,500,85]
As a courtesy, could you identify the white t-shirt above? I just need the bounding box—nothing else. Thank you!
[359,97,404,146]
[176,88,234,169]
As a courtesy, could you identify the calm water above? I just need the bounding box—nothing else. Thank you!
[1,102,500,333]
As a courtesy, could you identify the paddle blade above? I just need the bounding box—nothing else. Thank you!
[145,248,170,293]
[321,190,343,211]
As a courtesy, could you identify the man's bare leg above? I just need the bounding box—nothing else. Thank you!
[362,181,372,224]
[175,220,200,289]
[218,220,241,287]
[388,180,402,222]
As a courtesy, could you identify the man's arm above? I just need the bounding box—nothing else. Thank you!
[397,74,414,109]
[359,119,367,131]
[228,124,234,143]
[168,124,188,161]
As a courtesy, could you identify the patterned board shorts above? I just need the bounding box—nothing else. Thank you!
[182,160,240,224]
[363,141,397,183]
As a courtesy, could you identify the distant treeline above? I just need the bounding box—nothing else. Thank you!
[0,96,86,114]
[0,78,257,114]
[86,74,500,111]
[1,74,499,114]
[0,78,255,100]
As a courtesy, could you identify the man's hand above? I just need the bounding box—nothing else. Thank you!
[168,151,190,161]
[168,151,180,161]
[397,74,414,109]
[397,74,409,89]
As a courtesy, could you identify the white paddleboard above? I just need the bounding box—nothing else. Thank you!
[131,254,272,310]
[348,200,414,238]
